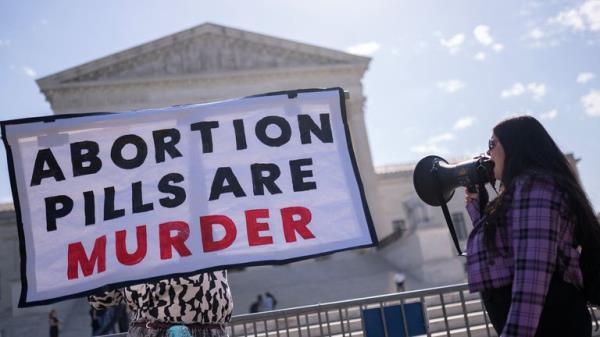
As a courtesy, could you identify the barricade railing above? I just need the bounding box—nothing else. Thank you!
[102,283,600,337]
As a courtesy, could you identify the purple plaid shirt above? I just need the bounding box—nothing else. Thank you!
[466,172,583,337]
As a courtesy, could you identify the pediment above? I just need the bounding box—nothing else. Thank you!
[38,23,369,87]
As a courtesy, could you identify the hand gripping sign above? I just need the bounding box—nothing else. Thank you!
[1,88,377,307]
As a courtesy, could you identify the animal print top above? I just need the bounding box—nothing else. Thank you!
[89,271,233,324]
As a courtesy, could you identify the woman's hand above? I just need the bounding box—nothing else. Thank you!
[465,187,479,204]
[464,186,483,222]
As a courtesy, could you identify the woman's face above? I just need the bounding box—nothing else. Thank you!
[487,133,505,180]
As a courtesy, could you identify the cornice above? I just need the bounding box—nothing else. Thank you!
[40,63,368,92]
[37,23,370,88]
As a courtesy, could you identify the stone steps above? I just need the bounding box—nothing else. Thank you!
[61,298,93,337]
[427,299,484,318]
[429,310,489,332]
[230,295,492,337]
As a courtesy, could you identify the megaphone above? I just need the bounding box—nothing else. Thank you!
[412,155,495,256]
[413,155,495,207]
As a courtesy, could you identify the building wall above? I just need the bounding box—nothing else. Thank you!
[0,206,67,336]
[374,165,472,287]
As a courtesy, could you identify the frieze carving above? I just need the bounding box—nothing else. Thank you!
[66,33,346,83]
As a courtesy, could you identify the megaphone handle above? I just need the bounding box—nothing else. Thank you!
[432,164,466,256]
[440,201,467,256]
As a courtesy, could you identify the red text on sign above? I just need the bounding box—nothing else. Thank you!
[66,206,315,280]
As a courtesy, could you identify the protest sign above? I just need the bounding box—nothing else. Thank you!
[1,87,377,307]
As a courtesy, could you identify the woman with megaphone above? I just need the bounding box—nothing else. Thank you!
[464,115,598,337]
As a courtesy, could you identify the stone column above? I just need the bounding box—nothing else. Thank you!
[346,93,386,239]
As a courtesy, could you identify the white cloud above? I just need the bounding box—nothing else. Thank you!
[551,0,600,32]
[471,25,505,53]
[410,143,448,154]
[531,1,600,48]
[0,39,10,47]
[410,132,455,154]
[440,33,465,54]
[501,82,546,100]
[523,25,562,48]
[453,117,475,130]
[527,82,547,100]
[473,25,494,45]
[577,72,596,83]
[492,43,504,52]
[529,28,545,39]
[539,109,558,120]
[437,79,466,93]
[554,8,586,31]
[474,52,486,61]
[581,0,600,31]
[428,132,455,143]
[22,66,37,78]
[346,41,381,56]
[501,83,526,98]
[581,90,600,116]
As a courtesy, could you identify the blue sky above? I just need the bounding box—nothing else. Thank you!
[1,0,600,211]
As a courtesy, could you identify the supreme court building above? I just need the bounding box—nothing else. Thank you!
[0,23,491,337]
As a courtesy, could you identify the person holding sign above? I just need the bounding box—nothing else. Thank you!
[89,271,232,337]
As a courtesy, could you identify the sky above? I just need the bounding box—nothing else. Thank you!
[1,0,600,212]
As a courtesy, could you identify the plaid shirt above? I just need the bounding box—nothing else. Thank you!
[466,172,583,337]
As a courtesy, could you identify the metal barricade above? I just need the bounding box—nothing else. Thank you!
[102,283,600,337]
[227,283,488,337]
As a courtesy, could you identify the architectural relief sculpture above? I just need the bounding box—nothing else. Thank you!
[67,34,344,83]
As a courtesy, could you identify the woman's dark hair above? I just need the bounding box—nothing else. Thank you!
[483,115,600,252]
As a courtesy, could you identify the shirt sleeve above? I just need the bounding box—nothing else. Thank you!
[466,199,481,223]
[88,288,124,310]
[501,176,562,337]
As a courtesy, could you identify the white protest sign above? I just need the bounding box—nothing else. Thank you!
[1,88,376,307]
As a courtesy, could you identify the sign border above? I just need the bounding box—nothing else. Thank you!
[0,87,378,307]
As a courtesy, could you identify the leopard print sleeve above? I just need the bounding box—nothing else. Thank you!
[132,271,233,323]
[88,288,124,310]
[88,270,233,324]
